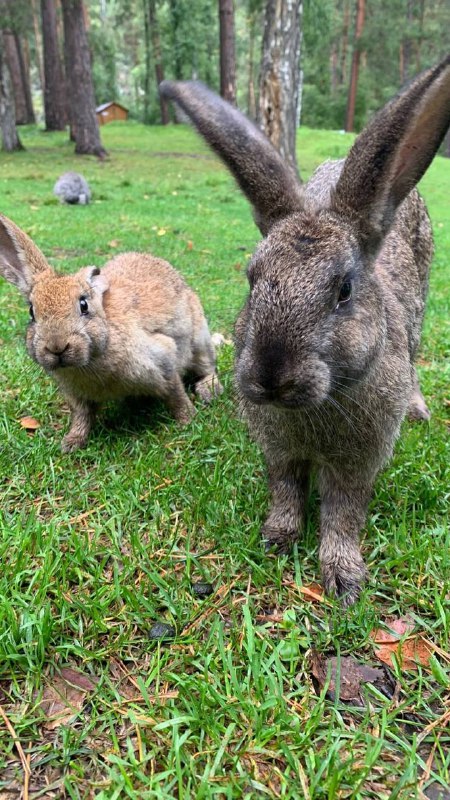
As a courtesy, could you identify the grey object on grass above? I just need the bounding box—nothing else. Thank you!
[53,172,91,205]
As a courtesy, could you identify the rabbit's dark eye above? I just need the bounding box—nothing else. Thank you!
[29,303,35,322]
[79,297,89,315]
[337,280,352,307]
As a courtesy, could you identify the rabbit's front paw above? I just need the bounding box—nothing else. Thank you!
[61,434,88,453]
[194,374,224,403]
[261,524,298,555]
[321,554,368,607]
[173,404,196,425]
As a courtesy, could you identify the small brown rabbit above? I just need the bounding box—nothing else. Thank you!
[0,218,222,452]
[161,55,450,604]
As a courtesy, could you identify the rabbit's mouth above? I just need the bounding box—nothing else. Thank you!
[240,380,327,409]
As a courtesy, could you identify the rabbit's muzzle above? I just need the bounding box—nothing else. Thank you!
[27,329,96,372]
[236,352,331,408]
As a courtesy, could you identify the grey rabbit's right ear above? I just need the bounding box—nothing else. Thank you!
[0,214,52,298]
[159,80,304,235]
[331,54,450,255]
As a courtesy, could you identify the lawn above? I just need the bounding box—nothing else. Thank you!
[0,121,449,799]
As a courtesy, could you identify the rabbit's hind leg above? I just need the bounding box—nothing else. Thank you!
[408,368,430,421]
[261,459,310,555]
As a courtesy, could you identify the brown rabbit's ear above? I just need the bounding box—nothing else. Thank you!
[0,214,52,298]
[159,80,304,235]
[80,266,109,295]
[331,54,450,256]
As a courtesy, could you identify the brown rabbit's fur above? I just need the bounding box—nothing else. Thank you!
[0,219,222,452]
[161,55,450,603]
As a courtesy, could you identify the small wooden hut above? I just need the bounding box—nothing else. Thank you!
[96,102,129,125]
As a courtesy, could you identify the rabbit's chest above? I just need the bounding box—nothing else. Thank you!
[54,336,177,402]
[241,389,400,473]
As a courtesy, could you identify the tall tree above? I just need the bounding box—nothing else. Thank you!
[1,0,35,125]
[61,0,106,157]
[0,31,24,151]
[148,0,169,123]
[142,0,151,123]
[219,0,236,104]
[41,0,67,131]
[344,0,365,132]
[258,0,303,177]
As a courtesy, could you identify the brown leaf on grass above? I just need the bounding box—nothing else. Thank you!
[108,239,120,248]
[299,583,325,603]
[186,240,193,250]
[19,416,40,432]
[370,617,434,670]
[310,651,384,701]
[39,667,97,730]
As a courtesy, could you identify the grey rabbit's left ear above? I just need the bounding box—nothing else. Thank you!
[159,80,304,236]
[331,54,450,255]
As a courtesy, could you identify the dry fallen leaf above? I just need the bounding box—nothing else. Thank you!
[187,240,193,250]
[108,239,120,248]
[19,416,40,432]
[310,651,384,701]
[39,667,97,730]
[371,617,434,670]
[299,583,325,603]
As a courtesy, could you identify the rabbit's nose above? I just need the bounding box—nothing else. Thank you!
[45,343,69,356]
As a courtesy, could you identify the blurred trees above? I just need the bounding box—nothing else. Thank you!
[40,0,67,130]
[0,0,448,149]
[258,0,303,175]
[0,29,24,151]
[219,0,236,104]
[61,0,106,156]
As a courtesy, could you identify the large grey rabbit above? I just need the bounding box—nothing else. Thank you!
[160,55,450,604]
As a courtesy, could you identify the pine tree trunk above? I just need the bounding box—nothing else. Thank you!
[344,0,365,133]
[61,0,106,157]
[3,32,26,123]
[31,0,45,91]
[148,0,169,124]
[169,0,182,81]
[340,0,350,86]
[142,0,151,123]
[445,127,450,159]
[219,0,236,105]
[41,0,67,131]
[258,0,303,178]
[0,32,24,151]
[3,32,35,124]
[247,12,256,119]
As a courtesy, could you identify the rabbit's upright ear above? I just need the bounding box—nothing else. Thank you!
[159,81,304,235]
[0,214,52,298]
[332,54,450,256]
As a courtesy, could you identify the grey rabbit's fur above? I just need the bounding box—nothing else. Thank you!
[161,56,450,604]
[54,172,91,205]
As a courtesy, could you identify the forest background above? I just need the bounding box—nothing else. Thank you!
[1,0,449,145]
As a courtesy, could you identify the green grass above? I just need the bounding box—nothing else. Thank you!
[0,121,449,799]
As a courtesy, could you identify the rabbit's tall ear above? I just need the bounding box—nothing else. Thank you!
[159,80,304,235]
[0,214,52,298]
[332,54,450,256]
[80,266,109,295]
